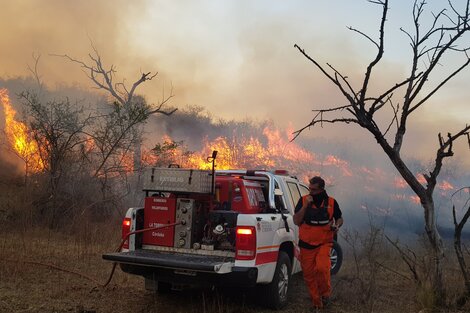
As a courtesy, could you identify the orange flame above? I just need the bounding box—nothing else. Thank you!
[1,88,45,173]
[438,180,454,191]
[410,195,421,204]
[416,174,426,185]
[146,125,358,186]
[185,135,275,170]
[394,177,407,189]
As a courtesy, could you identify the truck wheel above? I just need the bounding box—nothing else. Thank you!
[260,251,291,309]
[330,241,343,275]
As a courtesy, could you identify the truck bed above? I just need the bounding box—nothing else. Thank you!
[103,249,258,286]
[103,249,234,272]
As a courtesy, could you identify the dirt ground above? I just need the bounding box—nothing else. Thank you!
[0,226,468,313]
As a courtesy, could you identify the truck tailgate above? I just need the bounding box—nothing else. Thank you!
[103,250,234,273]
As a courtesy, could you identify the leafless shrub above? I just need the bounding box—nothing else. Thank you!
[385,234,441,310]
[338,222,390,312]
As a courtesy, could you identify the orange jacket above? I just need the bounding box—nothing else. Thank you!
[299,195,335,246]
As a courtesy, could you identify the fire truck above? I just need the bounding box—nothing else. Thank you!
[103,163,343,309]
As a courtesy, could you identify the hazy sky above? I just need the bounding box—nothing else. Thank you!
[0,0,469,166]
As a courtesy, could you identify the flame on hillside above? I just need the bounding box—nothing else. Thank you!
[0,88,45,173]
[185,132,276,170]
[438,180,454,191]
[148,126,352,180]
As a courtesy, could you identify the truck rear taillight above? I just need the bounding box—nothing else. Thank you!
[122,217,131,249]
[235,226,256,260]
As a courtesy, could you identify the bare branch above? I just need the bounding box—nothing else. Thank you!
[385,235,421,284]
[292,115,358,141]
[382,98,399,138]
[425,126,470,192]
[370,74,422,114]
[359,0,388,106]
[27,52,43,91]
[409,56,470,114]
[347,26,380,49]
[408,20,470,108]
[375,261,412,281]
[294,44,357,105]
[128,71,158,102]
[327,63,359,101]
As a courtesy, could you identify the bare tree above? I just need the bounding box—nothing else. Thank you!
[52,43,176,177]
[294,0,470,304]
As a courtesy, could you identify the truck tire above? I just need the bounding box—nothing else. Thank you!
[260,251,291,309]
[330,241,343,275]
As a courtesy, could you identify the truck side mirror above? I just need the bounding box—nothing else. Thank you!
[274,189,283,196]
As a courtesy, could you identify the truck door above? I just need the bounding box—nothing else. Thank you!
[285,181,306,274]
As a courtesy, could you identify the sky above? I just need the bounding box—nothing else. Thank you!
[0,0,469,164]
[0,0,469,236]
[1,1,469,155]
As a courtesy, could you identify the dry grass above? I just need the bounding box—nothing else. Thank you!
[0,222,469,313]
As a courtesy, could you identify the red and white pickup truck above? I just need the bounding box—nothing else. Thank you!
[103,168,343,309]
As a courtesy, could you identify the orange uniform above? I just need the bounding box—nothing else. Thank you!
[297,195,337,308]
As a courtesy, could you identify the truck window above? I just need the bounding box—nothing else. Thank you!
[274,179,287,212]
[299,184,309,196]
[287,182,301,209]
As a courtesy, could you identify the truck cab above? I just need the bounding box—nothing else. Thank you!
[103,168,343,309]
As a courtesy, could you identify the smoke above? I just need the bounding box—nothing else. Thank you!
[147,106,470,239]
[0,0,148,87]
[0,1,467,163]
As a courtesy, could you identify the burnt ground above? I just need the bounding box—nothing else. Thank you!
[1,227,469,313]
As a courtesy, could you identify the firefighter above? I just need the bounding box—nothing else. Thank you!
[293,176,343,309]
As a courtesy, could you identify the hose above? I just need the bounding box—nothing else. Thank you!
[1,222,181,289]
[103,222,181,287]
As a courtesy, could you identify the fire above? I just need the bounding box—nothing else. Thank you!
[147,125,358,190]
[416,174,426,185]
[394,177,407,189]
[119,150,134,173]
[410,195,421,204]
[393,194,406,200]
[438,180,454,191]
[263,127,315,163]
[185,135,275,170]
[0,88,44,173]
[148,126,326,172]
[323,155,353,177]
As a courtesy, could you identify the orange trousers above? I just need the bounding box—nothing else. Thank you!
[299,243,332,308]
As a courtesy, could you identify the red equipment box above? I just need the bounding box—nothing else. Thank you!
[215,177,266,213]
[143,196,176,247]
